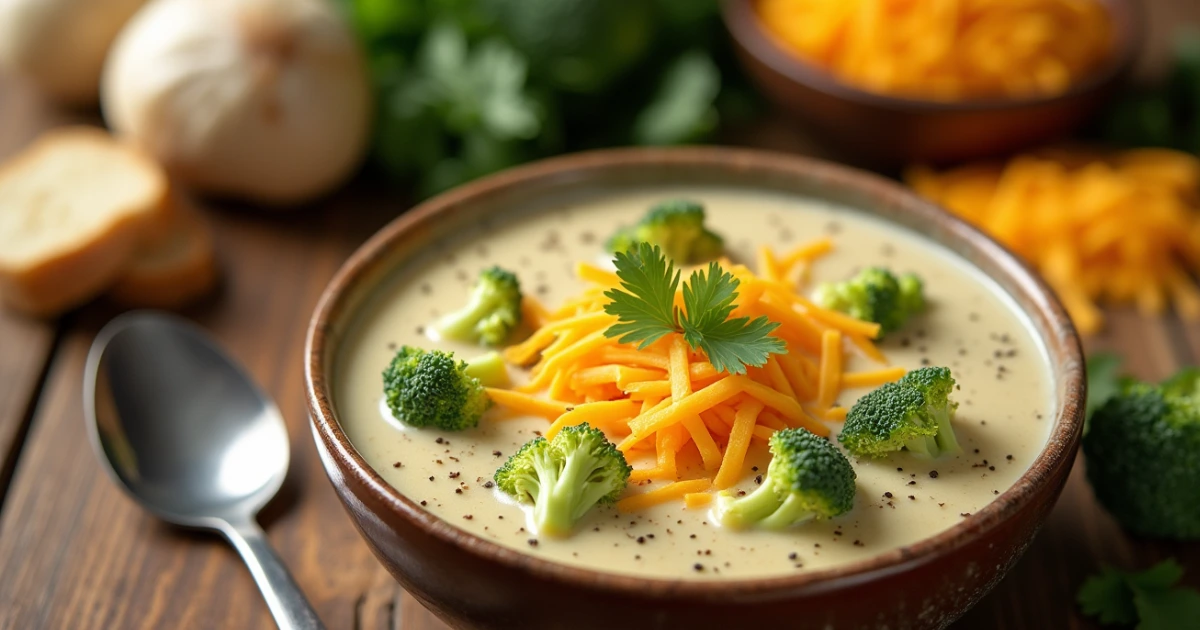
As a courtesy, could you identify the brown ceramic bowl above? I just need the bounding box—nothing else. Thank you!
[305,148,1084,630]
[722,0,1143,165]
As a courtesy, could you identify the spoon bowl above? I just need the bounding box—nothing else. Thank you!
[85,311,323,630]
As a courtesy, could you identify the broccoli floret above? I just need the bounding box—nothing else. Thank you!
[839,366,961,458]
[435,266,522,346]
[494,423,632,537]
[382,346,491,431]
[1084,369,1200,539]
[815,267,925,336]
[717,428,856,529]
[605,199,724,264]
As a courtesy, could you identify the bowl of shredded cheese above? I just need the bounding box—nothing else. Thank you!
[724,0,1143,164]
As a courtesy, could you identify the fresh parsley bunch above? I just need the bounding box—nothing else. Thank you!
[601,243,785,375]
[340,0,753,196]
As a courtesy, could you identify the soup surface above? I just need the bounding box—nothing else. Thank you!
[335,188,1055,580]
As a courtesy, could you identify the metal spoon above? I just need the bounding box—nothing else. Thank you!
[84,311,325,630]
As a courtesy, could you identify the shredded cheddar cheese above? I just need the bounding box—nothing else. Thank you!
[488,238,908,508]
[908,148,1200,334]
[756,0,1113,101]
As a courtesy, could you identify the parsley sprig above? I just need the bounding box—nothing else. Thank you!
[602,243,785,375]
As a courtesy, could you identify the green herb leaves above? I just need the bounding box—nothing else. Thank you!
[1078,559,1200,630]
[603,243,680,349]
[602,243,785,375]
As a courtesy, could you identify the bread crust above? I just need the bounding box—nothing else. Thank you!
[0,126,169,316]
[108,194,218,309]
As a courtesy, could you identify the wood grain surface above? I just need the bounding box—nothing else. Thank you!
[0,2,1198,628]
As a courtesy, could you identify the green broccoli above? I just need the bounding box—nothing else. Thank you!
[839,366,961,458]
[494,423,632,537]
[605,199,724,264]
[717,428,856,529]
[435,266,523,346]
[462,351,511,388]
[1084,368,1200,539]
[815,267,925,336]
[382,346,492,431]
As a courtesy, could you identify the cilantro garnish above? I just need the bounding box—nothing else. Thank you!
[601,243,785,375]
[1078,559,1200,629]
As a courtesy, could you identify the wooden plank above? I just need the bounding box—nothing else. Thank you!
[0,74,89,506]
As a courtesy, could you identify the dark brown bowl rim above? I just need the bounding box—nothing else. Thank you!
[721,0,1144,112]
[305,147,1085,599]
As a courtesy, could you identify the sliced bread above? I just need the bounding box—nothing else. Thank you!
[0,126,169,316]
[109,194,218,309]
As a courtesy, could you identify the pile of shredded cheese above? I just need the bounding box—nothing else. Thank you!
[756,0,1113,101]
[908,148,1200,335]
[486,239,908,511]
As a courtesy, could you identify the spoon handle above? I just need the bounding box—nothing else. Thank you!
[220,519,326,630]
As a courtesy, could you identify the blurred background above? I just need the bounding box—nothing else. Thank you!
[1,0,1199,628]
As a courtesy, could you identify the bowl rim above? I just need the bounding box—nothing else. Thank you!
[305,146,1085,599]
[721,0,1144,113]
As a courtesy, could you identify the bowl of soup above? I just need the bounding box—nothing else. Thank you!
[305,147,1084,629]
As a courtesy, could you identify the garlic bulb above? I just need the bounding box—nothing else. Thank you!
[0,0,147,104]
[101,0,371,206]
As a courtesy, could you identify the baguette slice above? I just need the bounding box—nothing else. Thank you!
[0,126,169,316]
[109,194,218,309]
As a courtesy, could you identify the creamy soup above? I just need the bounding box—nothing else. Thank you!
[335,189,1055,580]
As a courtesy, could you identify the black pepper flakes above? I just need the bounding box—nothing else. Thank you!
[528,539,539,547]
[754,475,763,485]
[449,472,461,479]
[492,450,502,457]
[694,563,704,572]
[483,481,495,489]
[908,495,916,500]
[463,515,473,520]
[883,492,893,498]
[929,470,940,479]
[454,489,462,495]
[435,437,445,445]
[636,537,645,544]
[420,500,427,506]
[428,476,435,482]
[788,552,798,560]
[392,462,403,468]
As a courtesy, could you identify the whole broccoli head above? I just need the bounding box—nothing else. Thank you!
[815,267,925,336]
[717,428,856,529]
[839,366,961,458]
[1084,369,1200,539]
[436,266,522,346]
[605,199,724,264]
[494,423,632,537]
[382,346,491,431]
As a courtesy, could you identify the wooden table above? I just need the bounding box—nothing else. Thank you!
[1,4,1198,627]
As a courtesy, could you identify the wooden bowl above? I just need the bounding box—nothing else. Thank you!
[721,0,1144,165]
[305,148,1084,630]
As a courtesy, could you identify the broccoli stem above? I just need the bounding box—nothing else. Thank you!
[904,435,938,458]
[438,294,492,341]
[719,482,784,529]
[464,352,510,388]
[932,407,961,455]
[757,494,817,529]
[537,448,605,536]
[530,449,566,536]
